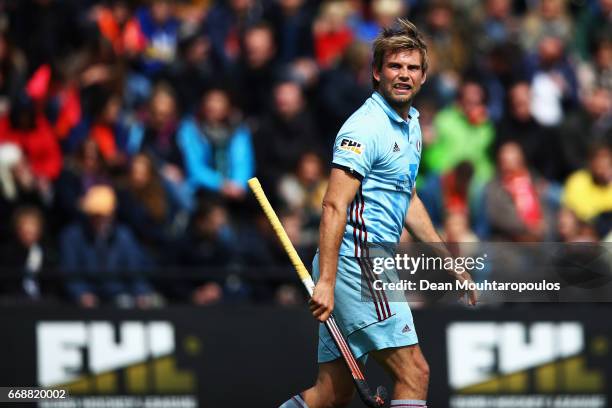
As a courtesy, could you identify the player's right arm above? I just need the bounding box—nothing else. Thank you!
[311,113,378,322]
[310,168,361,322]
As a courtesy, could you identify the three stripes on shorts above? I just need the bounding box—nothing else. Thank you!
[350,185,391,321]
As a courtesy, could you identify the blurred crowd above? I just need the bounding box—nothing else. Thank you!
[0,0,610,307]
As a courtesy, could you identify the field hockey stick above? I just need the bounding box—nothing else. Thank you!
[248,177,388,408]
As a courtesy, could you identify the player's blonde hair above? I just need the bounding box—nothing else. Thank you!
[372,18,428,89]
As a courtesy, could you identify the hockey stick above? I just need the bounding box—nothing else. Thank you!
[248,177,388,408]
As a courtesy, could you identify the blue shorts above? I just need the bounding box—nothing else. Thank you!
[312,252,419,363]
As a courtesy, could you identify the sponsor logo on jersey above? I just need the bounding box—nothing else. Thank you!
[340,138,363,155]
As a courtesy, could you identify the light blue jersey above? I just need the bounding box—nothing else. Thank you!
[332,92,422,257]
[313,92,422,363]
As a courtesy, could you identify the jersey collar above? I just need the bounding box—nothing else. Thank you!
[372,91,420,123]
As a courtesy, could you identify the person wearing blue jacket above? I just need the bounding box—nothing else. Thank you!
[177,88,254,200]
[60,185,154,308]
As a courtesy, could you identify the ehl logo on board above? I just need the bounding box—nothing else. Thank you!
[446,322,608,408]
[37,321,197,394]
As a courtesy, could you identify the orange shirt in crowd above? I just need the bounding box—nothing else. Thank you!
[89,124,118,162]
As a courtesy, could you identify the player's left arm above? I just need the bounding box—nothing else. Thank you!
[404,189,442,243]
[405,188,478,305]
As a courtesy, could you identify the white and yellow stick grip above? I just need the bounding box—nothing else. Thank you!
[248,177,316,296]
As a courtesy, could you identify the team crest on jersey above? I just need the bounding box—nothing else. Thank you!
[339,138,363,155]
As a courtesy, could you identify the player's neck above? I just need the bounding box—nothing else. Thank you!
[376,90,413,121]
[390,101,412,121]
[398,107,411,121]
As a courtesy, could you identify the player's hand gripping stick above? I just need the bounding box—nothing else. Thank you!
[248,177,388,408]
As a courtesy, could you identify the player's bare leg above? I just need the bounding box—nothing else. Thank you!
[303,358,357,408]
[371,344,429,405]
[280,358,356,408]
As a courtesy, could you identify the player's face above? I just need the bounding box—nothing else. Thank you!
[374,49,427,110]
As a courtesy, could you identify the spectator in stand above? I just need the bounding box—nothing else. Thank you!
[562,144,612,223]
[175,199,235,268]
[163,32,214,113]
[0,33,27,117]
[557,207,598,242]
[0,206,55,301]
[62,36,125,146]
[177,88,254,200]
[419,161,488,235]
[577,37,612,95]
[520,0,573,53]
[279,208,315,268]
[525,35,578,127]
[278,151,328,248]
[60,185,154,308]
[424,81,495,184]
[350,0,406,44]
[318,41,372,142]
[116,154,178,262]
[125,0,180,76]
[278,151,328,217]
[422,0,470,82]
[237,208,309,302]
[91,0,134,56]
[0,145,23,221]
[485,142,552,241]
[0,95,62,183]
[575,0,612,62]
[286,56,320,101]
[54,139,111,226]
[0,147,51,242]
[77,39,125,95]
[264,0,315,64]
[559,87,612,175]
[16,62,84,147]
[233,23,279,119]
[170,199,235,304]
[466,43,525,123]
[238,210,294,266]
[127,83,192,211]
[313,0,354,68]
[473,0,520,52]
[173,0,208,27]
[119,0,180,107]
[49,70,83,144]
[496,81,561,181]
[127,84,182,171]
[254,80,318,193]
[87,92,128,166]
[206,0,263,71]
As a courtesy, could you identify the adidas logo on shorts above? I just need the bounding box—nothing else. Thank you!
[393,142,400,152]
[402,324,411,333]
